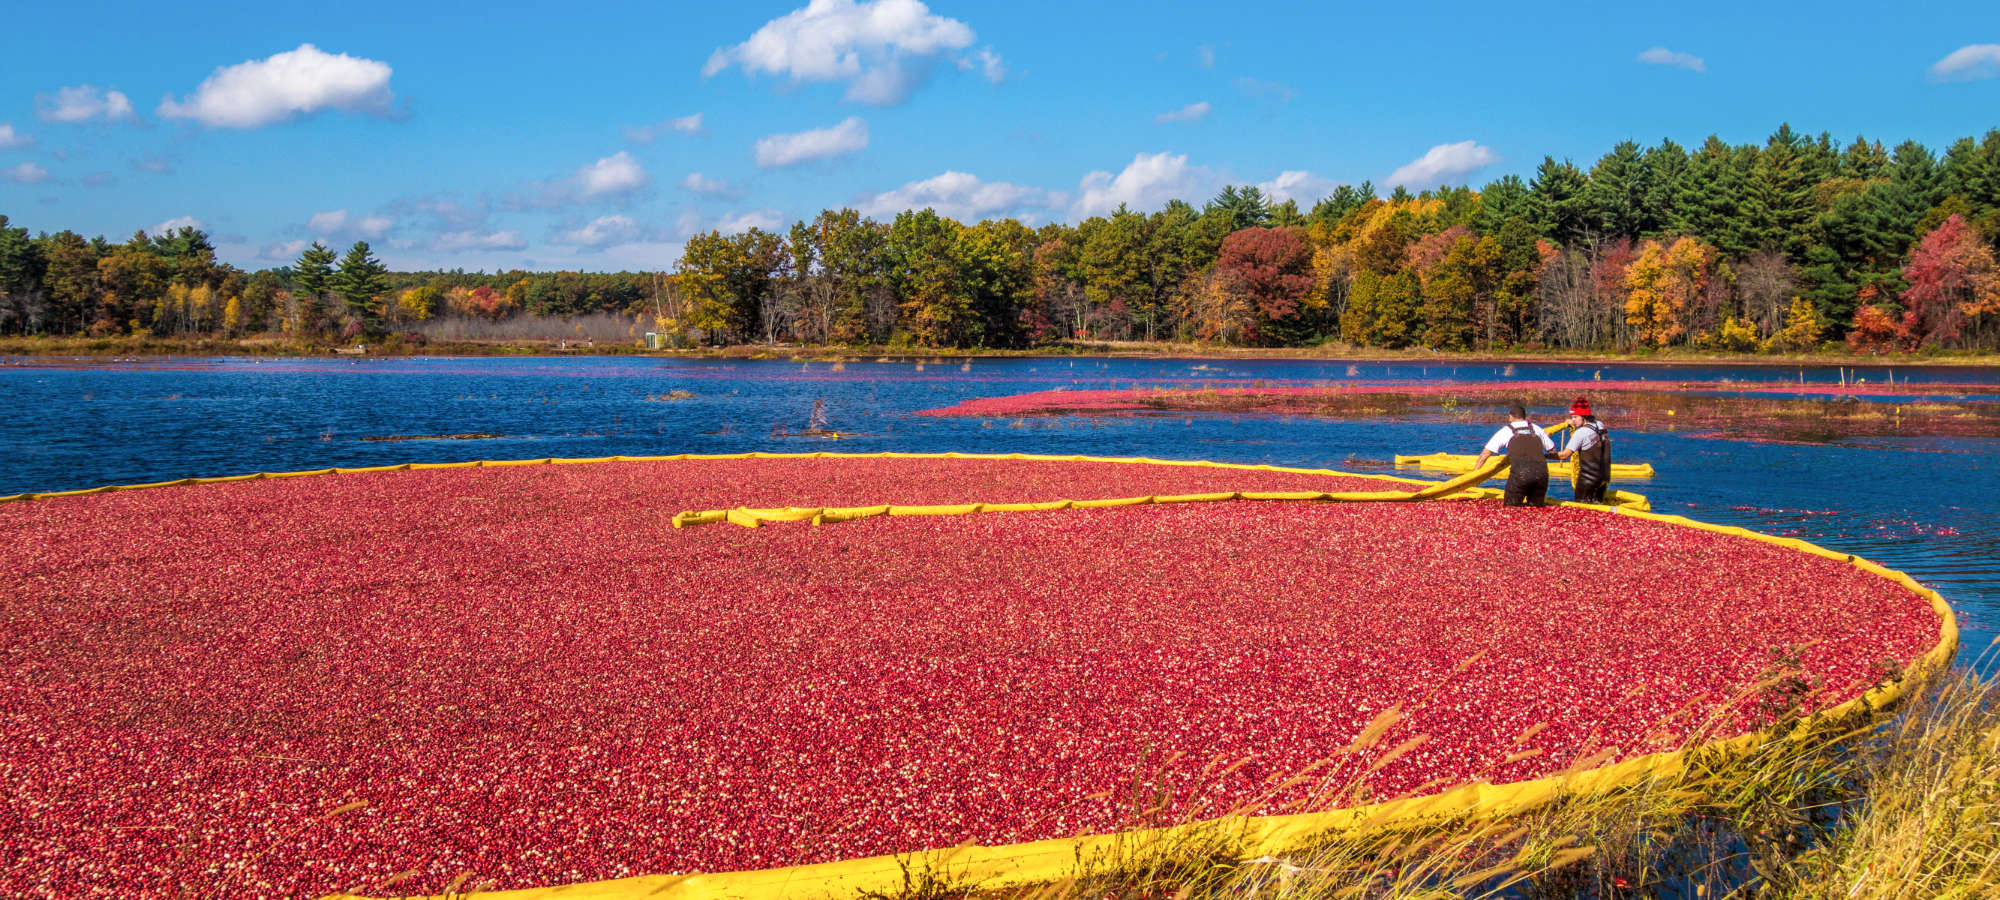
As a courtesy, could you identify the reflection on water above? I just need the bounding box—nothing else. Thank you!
[3,355,1994,667]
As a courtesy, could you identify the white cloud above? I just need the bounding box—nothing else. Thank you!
[754,116,870,167]
[703,0,997,106]
[576,151,648,197]
[1072,152,1217,219]
[1155,101,1212,123]
[307,208,394,239]
[148,215,205,236]
[1384,141,1500,190]
[858,171,1060,221]
[260,239,310,260]
[975,47,1005,83]
[1197,44,1215,69]
[680,172,738,196]
[552,215,646,248]
[431,230,527,252]
[624,112,706,143]
[715,209,787,233]
[1929,44,2000,83]
[514,151,651,208]
[1258,170,1339,206]
[158,44,397,129]
[3,162,51,184]
[0,123,33,149]
[36,86,136,123]
[1636,47,1706,74]
[132,154,173,174]
[81,172,116,187]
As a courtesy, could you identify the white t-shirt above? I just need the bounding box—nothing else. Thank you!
[1483,421,1554,455]
[1564,421,1607,453]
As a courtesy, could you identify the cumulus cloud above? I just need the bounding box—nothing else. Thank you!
[624,113,706,143]
[514,151,651,208]
[0,123,33,149]
[1072,152,1217,219]
[430,230,527,252]
[4,162,51,184]
[1154,101,1211,124]
[147,215,205,236]
[1384,141,1500,190]
[857,171,1060,221]
[260,239,310,260]
[36,86,137,123]
[1258,170,1339,206]
[306,208,396,240]
[1636,46,1706,73]
[680,172,738,196]
[575,152,648,196]
[1929,44,2000,82]
[703,0,1000,105]
[754,117,870,167]
[158,44,397,129]
[551,215,646,248]
[715,209,787,233]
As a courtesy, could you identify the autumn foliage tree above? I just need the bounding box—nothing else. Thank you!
[1213,226,1314,344]
[1898,214,2000,347]
[1625,236,1716,347]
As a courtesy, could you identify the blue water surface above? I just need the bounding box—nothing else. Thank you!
[3,354,1994,665]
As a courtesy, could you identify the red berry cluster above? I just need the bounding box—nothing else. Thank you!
[0,458,1937,898]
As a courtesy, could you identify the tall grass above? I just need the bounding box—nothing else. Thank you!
[945,651,1999,900]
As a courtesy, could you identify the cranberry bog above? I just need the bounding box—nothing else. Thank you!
[0,454,1955,899]
[918,382,2000,443]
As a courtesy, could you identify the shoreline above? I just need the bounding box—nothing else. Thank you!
[6,335,2000,368]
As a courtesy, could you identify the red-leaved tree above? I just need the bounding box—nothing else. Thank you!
[1215,226,1314,343]
[1899,214,2000,347]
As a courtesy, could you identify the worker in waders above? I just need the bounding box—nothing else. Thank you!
[1471,404,1555,507]
[1553,396,1612,504]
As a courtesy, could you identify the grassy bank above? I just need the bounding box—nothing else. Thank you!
[7,333,2000,367]
[958,659,1997,900]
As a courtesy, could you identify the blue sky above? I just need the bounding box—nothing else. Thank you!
[2,0,1996,272]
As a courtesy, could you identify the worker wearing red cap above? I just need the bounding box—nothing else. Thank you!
[1552,396,1612,503]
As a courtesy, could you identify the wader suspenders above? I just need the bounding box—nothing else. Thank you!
[1506,424,1548,485]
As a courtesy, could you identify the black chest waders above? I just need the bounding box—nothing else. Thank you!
[1575,422,1611,504]
[1504,424,1549,507]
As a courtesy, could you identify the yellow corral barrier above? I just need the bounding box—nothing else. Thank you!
[0,452,1952,900]
[1393,452,1658,480]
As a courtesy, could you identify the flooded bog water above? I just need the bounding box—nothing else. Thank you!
[3,355,1995,665]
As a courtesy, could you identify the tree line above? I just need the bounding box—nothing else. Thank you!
[3,124,1997,352]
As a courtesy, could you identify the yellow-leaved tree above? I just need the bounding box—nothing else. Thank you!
[1624,236,1713,347]
[1764,297,1826,352]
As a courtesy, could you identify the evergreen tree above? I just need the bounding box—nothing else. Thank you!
[1310,181,1375,225]
[1585,140,1646,241]
[1207,185,1273,231]
[1750,124,1818,262]
[1840,136,1891,180]
[333,241,389,325]
[294,241,335,305]
[1639,139,1690,237]
[1528,157,1589,246]
[1474,175,1531,234]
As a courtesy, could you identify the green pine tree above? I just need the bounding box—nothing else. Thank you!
[333,241,389,325]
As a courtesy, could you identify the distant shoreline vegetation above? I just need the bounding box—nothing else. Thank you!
[3,125,1998,355]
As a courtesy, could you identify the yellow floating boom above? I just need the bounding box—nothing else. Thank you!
[1394,452,1656,479]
